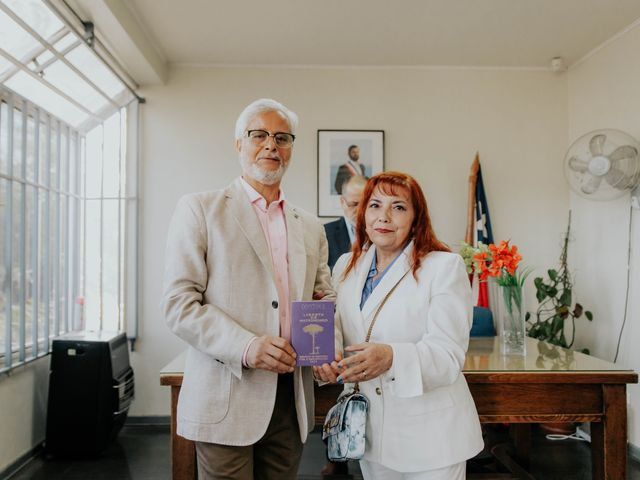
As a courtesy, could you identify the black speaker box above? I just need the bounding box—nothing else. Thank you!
[45,331,134,457]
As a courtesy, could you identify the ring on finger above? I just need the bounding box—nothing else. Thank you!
[362,371,367,379]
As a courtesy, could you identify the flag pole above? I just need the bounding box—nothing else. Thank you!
[465,153,480,245]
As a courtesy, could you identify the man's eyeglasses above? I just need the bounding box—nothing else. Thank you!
[246,130,295,148]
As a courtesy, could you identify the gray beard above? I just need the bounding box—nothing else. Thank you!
[239,156,288,186]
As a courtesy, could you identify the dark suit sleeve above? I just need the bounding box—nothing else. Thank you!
[324,219,351,271]
[324,223,337,270]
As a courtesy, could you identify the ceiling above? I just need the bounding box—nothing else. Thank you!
[66,0,640,85]
[122,0,640,69]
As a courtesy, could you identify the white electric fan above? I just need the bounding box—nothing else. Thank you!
[564,129,640,203]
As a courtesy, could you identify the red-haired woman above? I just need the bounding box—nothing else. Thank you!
[315,172,483,480]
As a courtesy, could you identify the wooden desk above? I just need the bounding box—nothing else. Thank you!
[160,337,637,480]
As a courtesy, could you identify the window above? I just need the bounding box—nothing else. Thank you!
[0,0,139,372]
[0,90,80,366]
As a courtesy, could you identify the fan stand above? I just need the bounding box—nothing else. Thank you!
[632,185,640,209]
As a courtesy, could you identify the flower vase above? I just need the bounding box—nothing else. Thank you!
[496,283,526,355]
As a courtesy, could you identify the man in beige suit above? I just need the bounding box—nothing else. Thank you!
[162,98,334,479]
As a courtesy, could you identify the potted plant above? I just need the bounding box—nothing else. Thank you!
[526,211,593,435]
[525,211,593,354]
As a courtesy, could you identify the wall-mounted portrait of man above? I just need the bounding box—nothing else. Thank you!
[317,130,384,217]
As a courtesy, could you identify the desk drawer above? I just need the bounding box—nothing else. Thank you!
[469,383,602,416]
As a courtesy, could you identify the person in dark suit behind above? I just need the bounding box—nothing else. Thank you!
[319,175,367,479]
[334,145,366,195]
[325,175,367,270]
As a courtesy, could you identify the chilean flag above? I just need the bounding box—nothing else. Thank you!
[475,163,494,308]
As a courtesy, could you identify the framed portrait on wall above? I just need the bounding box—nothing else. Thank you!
[317,129,385,217]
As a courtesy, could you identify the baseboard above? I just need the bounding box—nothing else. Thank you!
[0,441,43,480]
[125,415,171,426]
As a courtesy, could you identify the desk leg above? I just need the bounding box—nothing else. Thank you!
[171,386,197,480]
[510,423,531,469]
[591,385,626,480]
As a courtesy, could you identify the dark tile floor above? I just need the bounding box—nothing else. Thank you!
[6,424,640,479]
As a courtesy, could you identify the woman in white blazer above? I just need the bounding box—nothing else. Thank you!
[315,171,483,480]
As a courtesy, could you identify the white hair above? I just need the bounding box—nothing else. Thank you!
[234,98,298,140]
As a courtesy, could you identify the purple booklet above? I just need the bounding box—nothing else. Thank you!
[291,300,335,366]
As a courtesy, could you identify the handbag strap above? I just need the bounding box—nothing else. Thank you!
[354,269,410,391]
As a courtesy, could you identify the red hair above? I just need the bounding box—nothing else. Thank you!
[343,171,450,279]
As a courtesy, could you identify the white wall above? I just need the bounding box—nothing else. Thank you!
[0,357,49,473]
[567,23,640,445]
[132,65,569,416]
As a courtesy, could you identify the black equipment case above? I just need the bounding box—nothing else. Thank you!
[45,331,134,456]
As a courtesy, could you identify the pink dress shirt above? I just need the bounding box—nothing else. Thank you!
[240,177,291,366]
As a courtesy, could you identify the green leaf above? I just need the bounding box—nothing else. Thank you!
[525,312,531,321]
[547,287,558,297]
[559,289,572,307]
[585,311,593,321]
[548,269,557,280]
[534,277,544,289]
[536,289,547,302]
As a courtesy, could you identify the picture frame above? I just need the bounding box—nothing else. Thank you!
[317,129,384,217]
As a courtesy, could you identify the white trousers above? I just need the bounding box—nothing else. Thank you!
[359,459,466,480]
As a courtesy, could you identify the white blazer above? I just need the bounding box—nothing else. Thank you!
[333,242,484,472]
[162,178,334,445]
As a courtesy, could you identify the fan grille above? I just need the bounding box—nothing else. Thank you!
[564,129,640,201]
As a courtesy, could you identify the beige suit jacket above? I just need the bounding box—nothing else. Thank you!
[333,243,484,471]
[162,178,334,445]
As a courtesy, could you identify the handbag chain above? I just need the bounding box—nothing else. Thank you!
[354,269,410,392]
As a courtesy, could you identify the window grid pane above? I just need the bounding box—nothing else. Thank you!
[12,182,21,356]
[1,178,9,362]
[1,54,136,373]
[17,101,26,361]
[42,60,110,114]
[5,71,90,128]
[30,107,39,356]
[0,8,41,63]
[2,95,14,369]
[2,0,65,41]
[1,0,136,134]
[52,120,60,336]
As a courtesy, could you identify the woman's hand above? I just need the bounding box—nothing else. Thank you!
[337,343,393,383]
[312,353,345,384]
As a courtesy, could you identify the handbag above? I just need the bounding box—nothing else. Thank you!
[322,270,409,462]
[322,387,369,461]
